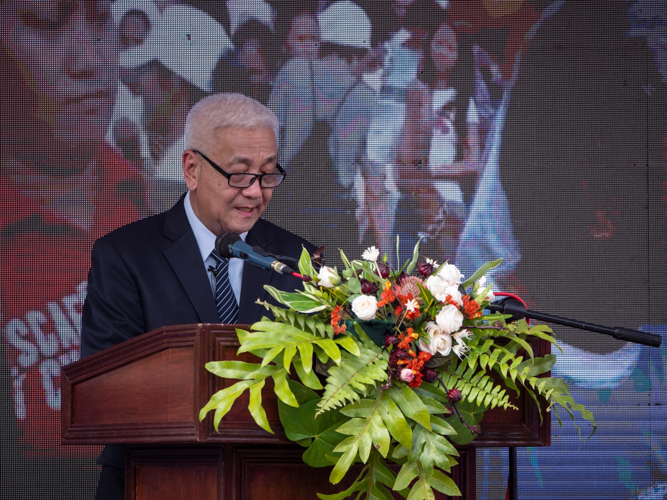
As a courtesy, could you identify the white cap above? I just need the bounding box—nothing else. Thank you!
[158,6,234,92]
[111,0,160,28]
[318,0,371,50]
[120,5,234,93]
[227,0,275,37]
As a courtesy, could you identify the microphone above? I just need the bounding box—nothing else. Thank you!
[215,232,295,275]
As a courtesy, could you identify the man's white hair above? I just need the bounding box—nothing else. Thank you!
[184,93,279,152]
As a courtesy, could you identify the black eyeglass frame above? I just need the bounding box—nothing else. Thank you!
[192,149,286,188]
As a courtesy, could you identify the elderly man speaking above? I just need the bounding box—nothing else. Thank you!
[81,93,314,500]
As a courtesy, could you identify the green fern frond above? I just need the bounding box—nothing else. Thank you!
[441,370,516,411]
[318,345,388,416]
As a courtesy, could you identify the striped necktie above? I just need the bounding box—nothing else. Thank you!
[210,250,239,324]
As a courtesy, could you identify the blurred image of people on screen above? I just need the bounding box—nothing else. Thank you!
[0,0,144,455]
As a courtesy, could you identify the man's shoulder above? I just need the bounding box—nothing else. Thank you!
[95,198,184,251]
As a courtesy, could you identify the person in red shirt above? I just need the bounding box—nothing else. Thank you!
[0,0,145,459]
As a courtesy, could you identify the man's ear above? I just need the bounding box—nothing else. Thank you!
[182,150,199,191]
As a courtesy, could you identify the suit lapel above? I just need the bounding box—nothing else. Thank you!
[162,197,220,324]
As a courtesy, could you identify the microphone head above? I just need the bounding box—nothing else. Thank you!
[215,232,241,258]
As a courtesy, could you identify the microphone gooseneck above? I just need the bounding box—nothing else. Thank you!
[214,232,295,275]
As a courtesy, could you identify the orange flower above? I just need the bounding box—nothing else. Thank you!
[397,328,414,350]
[445,295,460,308]
[418,351,432,362]
[462,295,482,319]
[330,305,346,335]
[377,281,396,308]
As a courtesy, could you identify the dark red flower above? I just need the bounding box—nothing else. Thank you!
[394,350,409,360]
[418,262,434,277]
[377,262,390,279]
[360,278,378,295]
[423,368,437,383]
[396,271,408,285]
[470,425,482,435]
[447,388,462,402]
[384,335,399,347]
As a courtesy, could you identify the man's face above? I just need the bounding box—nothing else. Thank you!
[184,126,278,236]
[119,10,150,49]
[431,24,458,74]
[285,13,319,60]
[0,0,118,163]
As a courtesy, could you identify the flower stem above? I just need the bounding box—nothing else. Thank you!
[435,374,478,434]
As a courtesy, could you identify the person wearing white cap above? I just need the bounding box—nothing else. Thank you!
[268,0,376,258]
[111,0,160,49]
[111,4,236,213]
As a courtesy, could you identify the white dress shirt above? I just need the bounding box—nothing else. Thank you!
[183,191,245,304]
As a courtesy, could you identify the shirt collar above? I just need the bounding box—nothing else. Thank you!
[183,191,247,262]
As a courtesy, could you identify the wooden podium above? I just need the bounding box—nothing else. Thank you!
[62,324,549,499]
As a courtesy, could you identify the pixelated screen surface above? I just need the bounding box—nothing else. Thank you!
[0,0,665,498]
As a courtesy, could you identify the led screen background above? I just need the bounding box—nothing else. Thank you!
[0,0,665,498]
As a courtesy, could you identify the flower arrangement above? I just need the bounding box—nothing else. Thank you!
[200,242,596,499]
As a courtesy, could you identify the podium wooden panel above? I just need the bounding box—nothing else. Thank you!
[62,324,549,499]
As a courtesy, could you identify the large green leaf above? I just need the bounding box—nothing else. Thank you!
[461,258,502,289]
[393,460,419,492]
[297,247,317,278]
[378,394,413,450]
[199,379,254,431]
[409,425,458,477]
[272,368,298,407]
[293,358,323,390]
[248,378,272,433]
[204,360,273,380]
[330,440,360,484]
[264,286,328,313]
[429,469,461,497]
[388,384,431,431]
[318,450,399,500]
[278,381,349,467]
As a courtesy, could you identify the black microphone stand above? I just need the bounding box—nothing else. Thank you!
[486,297,663,500]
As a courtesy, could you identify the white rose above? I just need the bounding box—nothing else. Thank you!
[426,275,449,301]
[485,289,495,302]
[445,285,463,306]
[351,295,378,321]
[419,321,453,356]
[318,266,340,288]
[436,263,464,287]
[434,305,464,334]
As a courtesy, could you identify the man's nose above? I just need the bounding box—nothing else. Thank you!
[242,178,264,197]
[63,12,114,80]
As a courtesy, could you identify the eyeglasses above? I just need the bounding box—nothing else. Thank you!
[192,150,286,188]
